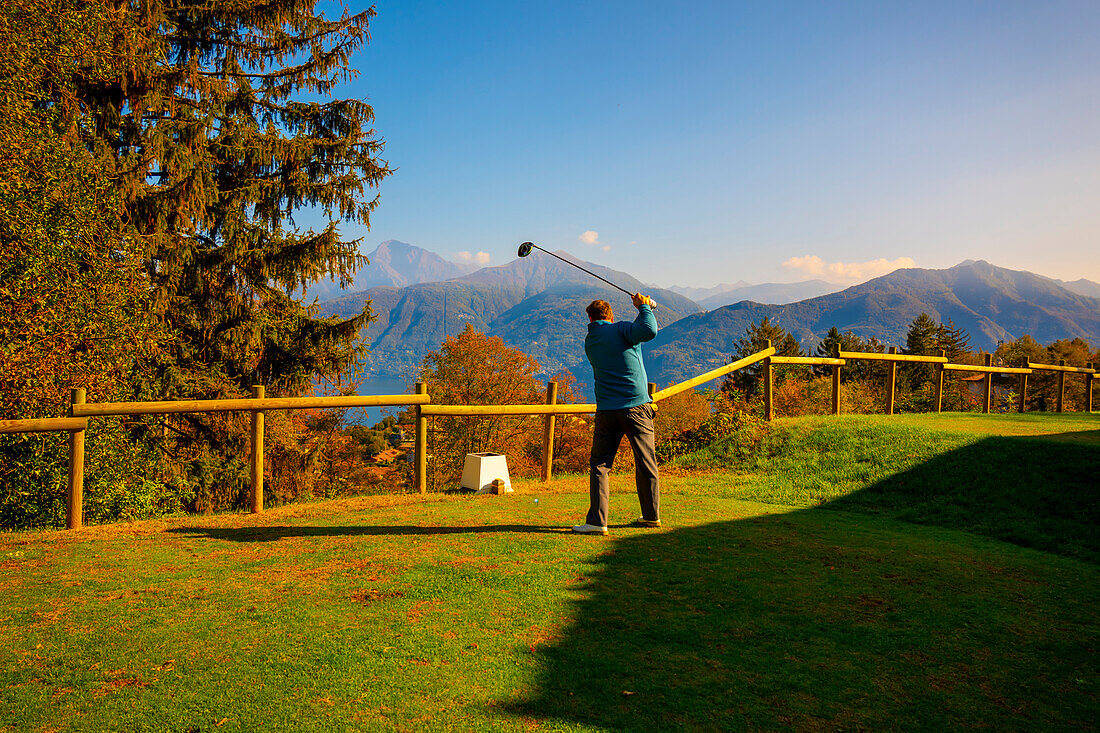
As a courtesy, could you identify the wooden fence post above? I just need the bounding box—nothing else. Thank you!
[1088,363,1095,413]
[935,349,946,413]
[415,382,427,494]
[983,354,993,414]
[1019,360,1029,413]
[763,340,773,422]
[1057,359,1066,413]
[67,388,86,530]
[541,380,558,483]
[250,385,264,513]
[831,343,841,416]
[886,347,897,416]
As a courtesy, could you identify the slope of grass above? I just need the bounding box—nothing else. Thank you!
[673,412,1100,562]
[2,413,1097,731]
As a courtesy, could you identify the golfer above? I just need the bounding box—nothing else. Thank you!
[573,293,661,535]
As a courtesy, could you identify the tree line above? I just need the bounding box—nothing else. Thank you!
[1,0,388,527]
[380,316,1097,493]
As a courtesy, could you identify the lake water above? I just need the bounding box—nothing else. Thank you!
[348,375,415,426]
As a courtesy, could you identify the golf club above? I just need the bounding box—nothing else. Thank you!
[516,242,657,308]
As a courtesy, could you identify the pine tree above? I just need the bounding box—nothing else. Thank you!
[904,313,941,356]
[64,1,393,504]
[814,326,879,381]
[723,317,803,397]
[936,320,972,363]
[903,313,942,389]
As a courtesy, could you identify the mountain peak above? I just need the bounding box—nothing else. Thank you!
[303,240,478,300]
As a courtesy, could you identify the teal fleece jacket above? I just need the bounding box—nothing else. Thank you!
[584,304,658,411]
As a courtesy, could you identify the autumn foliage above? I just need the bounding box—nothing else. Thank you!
[411,325,586,489]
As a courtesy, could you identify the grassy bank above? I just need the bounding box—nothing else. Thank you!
[2,413,1097,731]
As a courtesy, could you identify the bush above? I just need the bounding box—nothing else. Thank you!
[0,419,188,529]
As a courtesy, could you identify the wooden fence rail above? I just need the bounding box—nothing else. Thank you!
[3,347,1096,530]
[1027,360,1097,414]
[71,393,429,417]
[0,417,87,434]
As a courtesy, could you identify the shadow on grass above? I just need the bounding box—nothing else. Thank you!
[505,432,1099,730]
[167,524,570,541]
[1027,428,1100,446]
[827,435,1100,564]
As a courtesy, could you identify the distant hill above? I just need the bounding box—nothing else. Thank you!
[302,240,476,301]
[668,281,752,303]
[668,279,841,308]
[645,260,1100,385]
[669,280,841,307]
[697,280,840,308]
[1050,277,1100,299]
[324,250,702,383]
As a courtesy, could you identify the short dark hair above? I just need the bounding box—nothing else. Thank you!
[586,300,613,321]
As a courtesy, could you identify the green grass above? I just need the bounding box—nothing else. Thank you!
[2,413,1097,731]
[675,412,1100,563]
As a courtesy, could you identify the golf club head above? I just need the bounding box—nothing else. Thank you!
[517,242,534,257]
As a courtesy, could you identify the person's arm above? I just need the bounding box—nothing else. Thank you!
[625,293,658,343]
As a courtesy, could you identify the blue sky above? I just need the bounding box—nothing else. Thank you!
[313,1,1100,287]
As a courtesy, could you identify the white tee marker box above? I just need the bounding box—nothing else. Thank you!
[460,452,513,494]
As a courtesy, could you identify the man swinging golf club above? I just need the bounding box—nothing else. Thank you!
[572,293,661,534]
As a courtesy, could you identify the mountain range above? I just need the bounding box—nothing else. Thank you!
[303,240,477,301]
[1050,277,1100,299]
[324,248,702,382]
[645,260,1100,383]
[668,279,840,308]
[322,243,1100,391]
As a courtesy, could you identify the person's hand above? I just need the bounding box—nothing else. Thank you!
[632,292,655,309]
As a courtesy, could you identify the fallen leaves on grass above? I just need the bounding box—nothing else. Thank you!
[406,599,441,623]
[94,676,149,697]
[350,589,404,605]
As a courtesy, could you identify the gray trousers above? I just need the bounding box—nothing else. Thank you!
[587,403,660,527]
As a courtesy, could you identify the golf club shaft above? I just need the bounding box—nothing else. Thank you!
[526,243,634,298]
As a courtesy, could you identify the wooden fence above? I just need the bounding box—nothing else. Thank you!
[1,341,1095,530]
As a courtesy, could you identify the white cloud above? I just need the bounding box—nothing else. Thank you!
[602,245,611,252]
[781,255,916,284]
[457,251,491,265]
[579,230,600,246]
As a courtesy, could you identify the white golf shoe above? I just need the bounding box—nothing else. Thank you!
[571,524,608,535]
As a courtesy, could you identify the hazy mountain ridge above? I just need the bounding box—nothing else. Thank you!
[1049,277,1100,299]
[303,240,476,301]
[366,239,479,287]
[693,280,841,308]
[324,251,702,381]
[668,281,752,303]
[645,260,1100,384]
[323,252,1099,392]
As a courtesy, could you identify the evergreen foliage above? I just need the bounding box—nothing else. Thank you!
[1,0,392,523]
[78,1,392,500]
[895,314,975,412]
[814,326,887,382]
[722,316,803,397]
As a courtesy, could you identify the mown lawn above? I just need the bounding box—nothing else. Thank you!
[2,412,1097,731]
